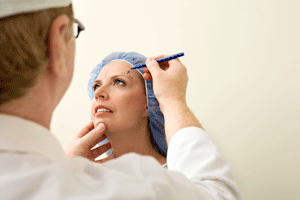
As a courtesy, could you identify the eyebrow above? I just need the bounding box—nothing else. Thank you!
[94,74,132,84]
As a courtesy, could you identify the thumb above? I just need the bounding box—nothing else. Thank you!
[145,57,163,77]
[82,123,106,148]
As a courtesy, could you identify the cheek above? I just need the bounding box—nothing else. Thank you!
[67,40,76,67]
[118,91,147,112]
[91,99,96,114]
[115,93,134,108]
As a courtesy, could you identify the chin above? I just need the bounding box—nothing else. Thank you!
[94,119,112,134]
[93,119,104,128]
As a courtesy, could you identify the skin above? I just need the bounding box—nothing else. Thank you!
[91,61,148,134]
[0,13,202,164]
[0,15,75,129]
[91,61,166,165]
[65,56,202,163]
[143,57,204,145]
[0,14,114,163]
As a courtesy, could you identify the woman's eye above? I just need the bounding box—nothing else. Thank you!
[93,84,100,91]
[114,79,126,86]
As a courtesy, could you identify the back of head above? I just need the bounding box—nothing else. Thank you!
[0,0,73,106]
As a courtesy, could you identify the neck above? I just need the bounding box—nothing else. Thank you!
[0,73,57,130]
[0,90,53,130]
[106,120,166,165]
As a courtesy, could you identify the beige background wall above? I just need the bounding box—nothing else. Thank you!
[51,0,300,199]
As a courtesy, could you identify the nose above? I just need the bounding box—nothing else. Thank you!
[94,85,109,100]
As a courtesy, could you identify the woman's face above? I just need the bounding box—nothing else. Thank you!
[91,61,148,134]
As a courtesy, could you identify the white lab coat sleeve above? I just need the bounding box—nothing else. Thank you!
[0,114,244,199]
[167,127,244,200]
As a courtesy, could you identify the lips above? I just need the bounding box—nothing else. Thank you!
[94,105,113,115]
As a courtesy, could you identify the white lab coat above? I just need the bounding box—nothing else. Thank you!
[0,114,243,199]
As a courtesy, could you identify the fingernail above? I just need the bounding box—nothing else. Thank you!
[97,123,104,131]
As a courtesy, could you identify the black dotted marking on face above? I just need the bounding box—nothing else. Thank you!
[105,69,110,78]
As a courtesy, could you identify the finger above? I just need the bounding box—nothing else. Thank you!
[145,57,163,77]
[142,67,150,73]
[96,154,116,163]
[142,72,152,80]
[75,121,94,139]
[91,142,112,158]
[168,57,186,72]
[143,63,169,80]
[153,54,167,60]
[89,122,108,147]
[144,62,169,72]
[81,123,106,148]
[168,56,184,65]
[90,134,108,148]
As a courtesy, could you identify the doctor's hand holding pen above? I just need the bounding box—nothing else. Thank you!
[64,121,115,163]
[143,55,204,145]
[142,55,188,112]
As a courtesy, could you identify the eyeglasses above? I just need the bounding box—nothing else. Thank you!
[73,18,85,39]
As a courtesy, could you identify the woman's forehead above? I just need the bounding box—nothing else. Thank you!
[97,60,140,79]
[104,60,132,70]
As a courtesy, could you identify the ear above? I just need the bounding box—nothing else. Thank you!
[48,14,71,75]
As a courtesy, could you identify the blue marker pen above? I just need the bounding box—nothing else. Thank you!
[131,52,184,70]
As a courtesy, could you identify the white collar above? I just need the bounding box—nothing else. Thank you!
[0,113,67,162]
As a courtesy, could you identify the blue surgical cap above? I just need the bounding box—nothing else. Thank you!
[87,52,167,157]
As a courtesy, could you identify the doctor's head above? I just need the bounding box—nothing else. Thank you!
[88,52,167,157]
[0,0,76,111]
